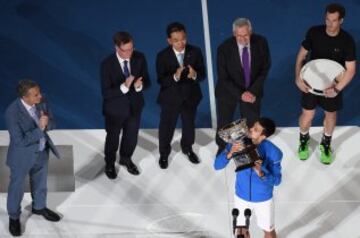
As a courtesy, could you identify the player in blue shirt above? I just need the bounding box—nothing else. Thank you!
[214,117,282,238]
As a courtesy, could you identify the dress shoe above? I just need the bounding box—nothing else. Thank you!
[184,150,200,164]
[120,161,140,175]
[105,164,117,179]
[9,218,21,237]
[32,207,61,222]
[159,156,168,169]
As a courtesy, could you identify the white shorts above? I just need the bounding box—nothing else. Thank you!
[234,195,275,232]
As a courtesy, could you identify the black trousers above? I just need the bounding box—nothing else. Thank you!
[104,112,141,165]
[159,102,198,157]
[216,98,261,150]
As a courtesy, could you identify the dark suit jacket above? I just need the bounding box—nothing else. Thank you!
[5,98,60,170]
[100,51,150,118]
[156,44,205,107]
[215,34,271,101]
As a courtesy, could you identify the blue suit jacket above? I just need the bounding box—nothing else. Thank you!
[5,98,60,170]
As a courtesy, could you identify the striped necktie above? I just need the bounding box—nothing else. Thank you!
[123,60,130,78]
[29,107,46,151]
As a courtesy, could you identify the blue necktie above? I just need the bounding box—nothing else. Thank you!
[123,60,130,78]
[242,47,251,88]
[30,107,46,151]
[177,53,184,66]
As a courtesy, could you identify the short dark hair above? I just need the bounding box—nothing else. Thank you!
[17,79,39,97]
[257,117,276,137]
[166,22,186,38]
[325,3,345,19]
[113,31,133,47]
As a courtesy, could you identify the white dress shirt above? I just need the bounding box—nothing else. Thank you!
[21,98,34,113]
[237,43,251,66]
[172,48,196,81]
[116,53,143,93]
[173,48,185,82]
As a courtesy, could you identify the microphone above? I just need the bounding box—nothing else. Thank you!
[232,208,239,235]
[244,208,251,229]
[38,95,49,116]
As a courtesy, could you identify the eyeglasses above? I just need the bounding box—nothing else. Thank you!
[119,47,134,53]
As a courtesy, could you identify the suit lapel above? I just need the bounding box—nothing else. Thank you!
[130,54,138,78]
[168,47,181,67]
[183,45,191,66]
[250,38,256,75]
[16,99,36,125]
[232,38,243,74]
[111,54,126,81]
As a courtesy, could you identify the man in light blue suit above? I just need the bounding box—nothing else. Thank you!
[5,80,61,237]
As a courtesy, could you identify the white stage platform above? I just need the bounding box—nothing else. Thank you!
[1,127,360,238]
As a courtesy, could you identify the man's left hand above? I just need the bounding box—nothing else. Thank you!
[187,65,197,80]
[324,86,338,98]
[253,160,264,177]
[241,91,256,103]
[134,77,143,89]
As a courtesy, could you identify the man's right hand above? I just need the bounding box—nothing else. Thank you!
[124,75,135,88]
[174,66,185,80]
[295,77,310,93]
[227,142,244,159]
[39,111,49,131]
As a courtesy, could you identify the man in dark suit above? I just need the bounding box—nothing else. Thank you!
[100,32,150,179]
[215,18,271,155]
[5,80,61,237]
[156,22,206,169]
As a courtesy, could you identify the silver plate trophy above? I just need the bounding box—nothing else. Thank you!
[300,59,345,96]
[218,119,262,172]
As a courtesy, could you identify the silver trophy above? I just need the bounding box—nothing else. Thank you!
[218,119,262,172]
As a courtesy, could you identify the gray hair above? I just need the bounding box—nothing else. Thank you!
[232,18,252,32]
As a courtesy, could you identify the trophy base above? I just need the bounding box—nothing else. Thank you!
[235,162,255,172]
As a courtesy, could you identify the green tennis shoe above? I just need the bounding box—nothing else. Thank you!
[320,144,332,164]
[298,141,310,160]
